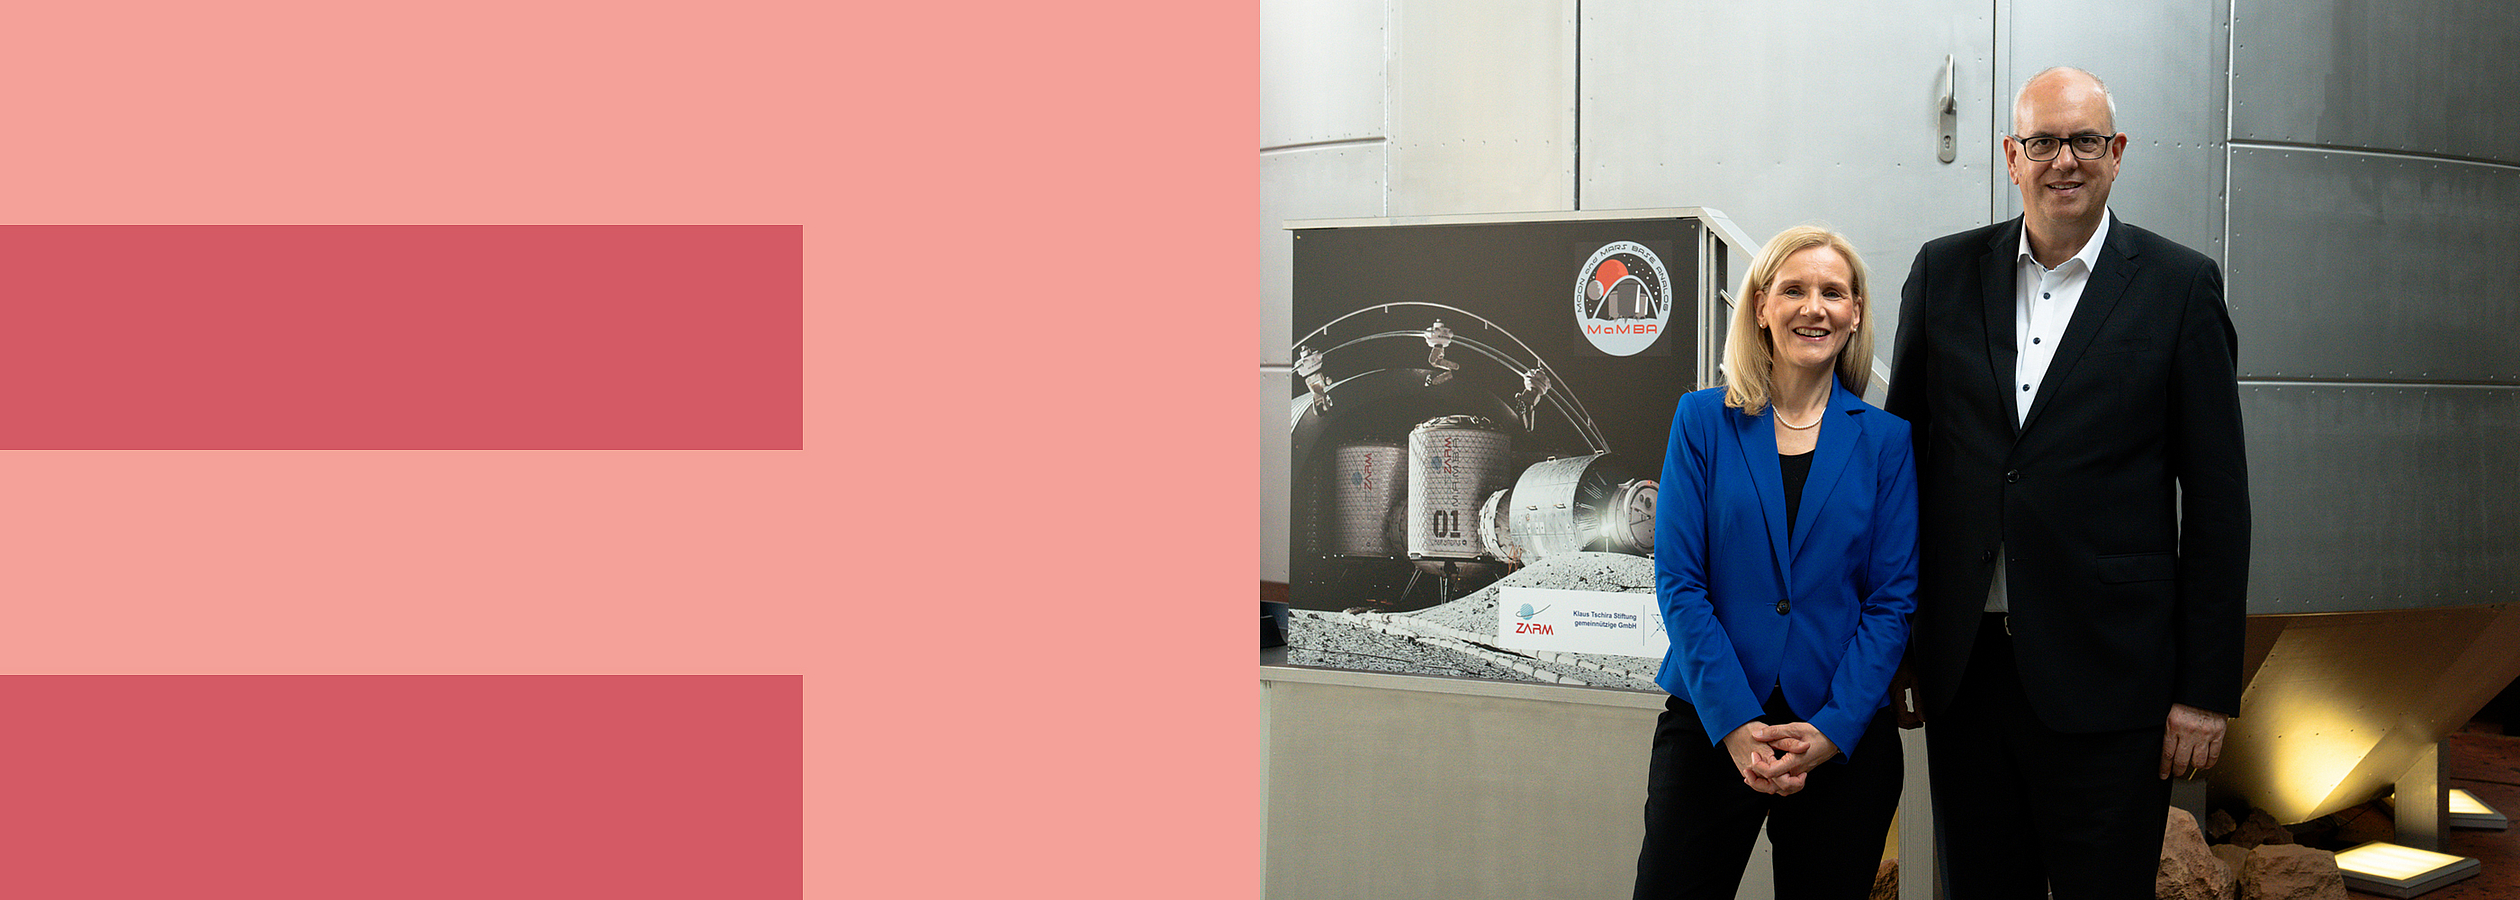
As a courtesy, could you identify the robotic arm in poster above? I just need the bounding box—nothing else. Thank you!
[1288,215,1716,690]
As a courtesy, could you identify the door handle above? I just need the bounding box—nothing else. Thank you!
[1938,54,1958,164]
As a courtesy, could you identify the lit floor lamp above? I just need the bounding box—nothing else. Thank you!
[2334,842,2480,898]
[2448,789,2509,830]
[2344,791,2504,897]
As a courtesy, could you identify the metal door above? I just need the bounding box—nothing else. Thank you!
[1578,1,1997,352]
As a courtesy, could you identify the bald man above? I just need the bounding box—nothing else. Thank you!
[1885,67,2250,899]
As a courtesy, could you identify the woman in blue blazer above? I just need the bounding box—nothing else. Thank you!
[1632,226,1920,900]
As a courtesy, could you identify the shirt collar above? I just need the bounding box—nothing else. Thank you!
[2015,208,2113,274]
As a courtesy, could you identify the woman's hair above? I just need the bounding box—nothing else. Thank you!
[1720,225,1874,412]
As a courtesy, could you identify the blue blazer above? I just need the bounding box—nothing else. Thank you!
[1653,378,1919,760]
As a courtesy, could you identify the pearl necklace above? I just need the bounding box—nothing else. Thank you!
[1774,403,1824,430]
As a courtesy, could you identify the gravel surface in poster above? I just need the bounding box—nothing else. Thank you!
[1285,552,1663,692]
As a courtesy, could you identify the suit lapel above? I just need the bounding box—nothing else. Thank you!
[1790,379,1859,562]
[2020,221,2139,434]
[1730,403,1793,585]
[1979,223,2021,433]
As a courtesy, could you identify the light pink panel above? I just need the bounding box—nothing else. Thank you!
[7,0,1254,897]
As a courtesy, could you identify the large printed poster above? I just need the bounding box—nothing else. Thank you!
[1286,214,1718,690]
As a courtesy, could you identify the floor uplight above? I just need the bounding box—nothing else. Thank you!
[2447,789,2507,830]
[2334,842,2480,898]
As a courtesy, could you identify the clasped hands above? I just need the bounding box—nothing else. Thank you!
[1721,721,1838,796]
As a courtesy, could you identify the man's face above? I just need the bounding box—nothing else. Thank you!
[2005,75,2123,241]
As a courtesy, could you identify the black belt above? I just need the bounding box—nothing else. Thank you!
[1985,611,2013,637]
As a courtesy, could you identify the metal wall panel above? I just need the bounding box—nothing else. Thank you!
[1578,0,1996,350]
[1263,147,1388,580]
[1384,0,1575,216]
[1263,145,1389,366]
[2227,147,2520,382]
[1262,369,1294,583]
[2239,384,2520,613]
[1260,0,1388,149]
[2232,0,2520,166]
[2004,0,2229,260]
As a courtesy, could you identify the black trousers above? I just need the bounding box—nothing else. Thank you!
[1633,691,1902,900]
[1926,614,2171,900]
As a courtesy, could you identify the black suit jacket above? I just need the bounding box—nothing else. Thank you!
[1885,214,2249,734]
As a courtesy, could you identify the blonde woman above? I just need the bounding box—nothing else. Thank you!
[1632,226,1919,899]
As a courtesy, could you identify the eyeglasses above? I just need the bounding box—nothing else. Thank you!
[2011,132,2115,161]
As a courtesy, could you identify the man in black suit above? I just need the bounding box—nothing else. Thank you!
[1885,66,2250,899]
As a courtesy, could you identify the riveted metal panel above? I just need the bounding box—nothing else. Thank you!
[1265,146,1388,580]
[1263,145,1389,366]
[2240,384,2520,614]
[2227,147,2520,382]
[2232,0,2520,166]
[2004,0,2229,260]
[1384,0,1575,216]
[1260,0,1388,149]
[1579,0,1996,351]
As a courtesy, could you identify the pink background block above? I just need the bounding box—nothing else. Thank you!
[0,225,799,449]
[0,676,799,899]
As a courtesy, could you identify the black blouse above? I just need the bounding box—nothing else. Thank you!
[1780,449,1814,534]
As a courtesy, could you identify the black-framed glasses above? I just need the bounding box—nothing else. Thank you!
[2011,132,2115,161]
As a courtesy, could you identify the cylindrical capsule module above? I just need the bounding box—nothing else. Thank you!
[1407,416,1513,566]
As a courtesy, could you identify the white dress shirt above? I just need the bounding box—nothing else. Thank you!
[1989,211,2114,613]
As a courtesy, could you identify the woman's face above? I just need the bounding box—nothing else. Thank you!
[1756,246,1860,376]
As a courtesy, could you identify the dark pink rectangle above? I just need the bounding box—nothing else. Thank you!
[0,225,800,449]
[0,675,800,899]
